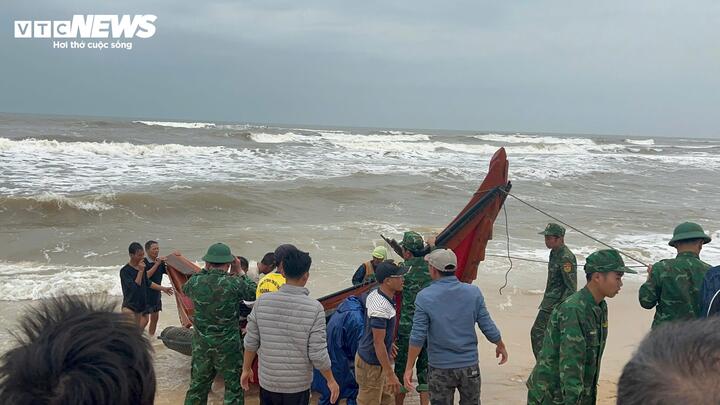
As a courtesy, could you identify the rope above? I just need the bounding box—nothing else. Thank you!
[499,204,513,295]
[498,189,648,267]
[485,254,647,267]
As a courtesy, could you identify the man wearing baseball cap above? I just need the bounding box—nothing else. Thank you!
[527,249,636,405]
[639,221,712,328]
[402,249,507,404]
[352,246,389,285]
[355,262,407,404]
[183,242,256,405]
[532,223,577,359]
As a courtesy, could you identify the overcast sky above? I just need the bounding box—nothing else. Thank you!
[2,1,719,137]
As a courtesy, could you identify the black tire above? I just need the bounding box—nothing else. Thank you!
[159,326,193,356]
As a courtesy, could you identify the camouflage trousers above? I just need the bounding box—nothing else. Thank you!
[530,309,552,360]
[394,324,428,387]
[185,333,244,405]
[428,365,481,405]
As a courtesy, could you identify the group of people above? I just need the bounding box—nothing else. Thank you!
[315,231,510,405]
[119,240,174,336]
[174,232,509,405]
[312,221,720,405]
[1,222,719,405]
[526,221,718,404]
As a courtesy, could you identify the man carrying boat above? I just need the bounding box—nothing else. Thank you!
[527,249,636,405]
[352,246,388,285]
[639,222,712,328]
[395,231,432,405]
[531,223,577,359]
[183,243,256,405]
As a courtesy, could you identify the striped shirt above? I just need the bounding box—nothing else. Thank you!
[357,288,396,365]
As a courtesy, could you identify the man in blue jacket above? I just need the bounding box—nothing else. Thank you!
[402,249,508,404]
[312,295,366,405]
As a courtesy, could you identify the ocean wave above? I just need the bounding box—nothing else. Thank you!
[473,133,597,146]
[248,132,316,144]
[625,138,655,146]
[0,263,122,301]
[0,193,116,213]
[133,121,217,129]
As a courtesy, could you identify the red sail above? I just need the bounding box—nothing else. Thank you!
[436,147,510,283]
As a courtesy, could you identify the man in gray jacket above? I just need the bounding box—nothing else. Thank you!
[241,245,339,405]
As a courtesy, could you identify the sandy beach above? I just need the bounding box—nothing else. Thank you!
[138,271,652,404]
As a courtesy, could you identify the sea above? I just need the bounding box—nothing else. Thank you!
[0,113,719,399]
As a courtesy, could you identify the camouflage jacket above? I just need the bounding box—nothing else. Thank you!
[399,256,432,329]
[540,245,577,312]
[527,287,608,405]
[639,251,711,328]
[183,268,256,342]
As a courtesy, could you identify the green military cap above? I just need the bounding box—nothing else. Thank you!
[668,222,712,247]
[539,223,565,237]
[201,242,235,263]
[399,231,424,252]
[584,249,637,274]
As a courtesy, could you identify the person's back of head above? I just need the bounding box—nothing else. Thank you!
[282,247,311,280]
[617,317,720,405]
[260,252,276,268]
[238,256,249,272]
[0,295,156,405]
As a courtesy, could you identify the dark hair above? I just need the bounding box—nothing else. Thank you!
[617,317,720,404]
[675,238,705,247]
[238,256,249,271]
[274,244,297,265]
[129,242,143,256]
[586,273,593,282]
[0,295,155,405]
[144,240,158,251]
[282,248,311,279]
[260,252,276,267]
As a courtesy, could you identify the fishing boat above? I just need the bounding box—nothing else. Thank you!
[159,147,510,355]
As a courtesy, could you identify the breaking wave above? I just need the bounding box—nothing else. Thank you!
[133,120,217,129]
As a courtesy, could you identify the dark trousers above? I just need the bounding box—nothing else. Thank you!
[259,388,310,405]
[428,365,482,405]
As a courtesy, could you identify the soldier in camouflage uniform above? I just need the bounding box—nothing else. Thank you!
[527,249,636,405]
[639,222,712,328]
[531,223,577,359]
[395,231,432,405]
[183,243,256,405]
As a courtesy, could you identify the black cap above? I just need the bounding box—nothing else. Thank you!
[375,262,408,283]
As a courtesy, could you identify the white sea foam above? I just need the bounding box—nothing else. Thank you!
[2,129,719,197]
[0,263,121,301]
[0,261,181,301]
[474,133,597,146]
[133,121,216,129]
[248,132,315,144]
[29,192,115,211]
[625,138,655,146]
